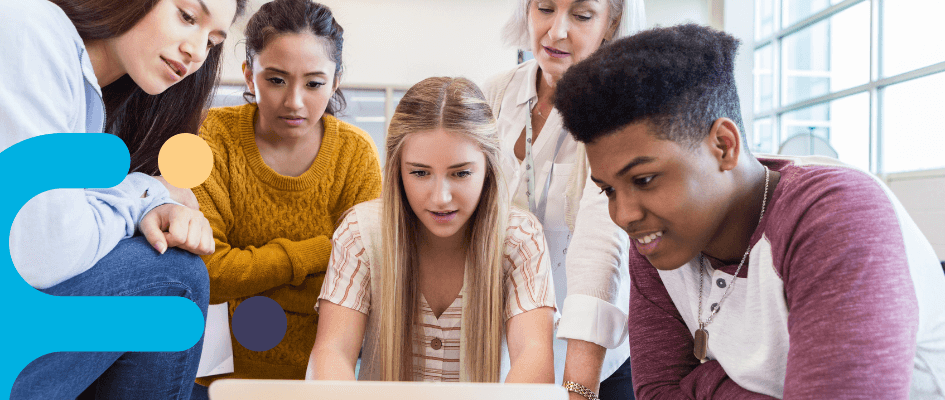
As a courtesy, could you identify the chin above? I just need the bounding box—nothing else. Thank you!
[645,253,690,271]
[136,79,173,95]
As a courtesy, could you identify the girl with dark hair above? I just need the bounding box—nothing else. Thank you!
[190,0,381,396]
[2,0,247,398]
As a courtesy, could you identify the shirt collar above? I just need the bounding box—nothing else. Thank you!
[515,59,541,107]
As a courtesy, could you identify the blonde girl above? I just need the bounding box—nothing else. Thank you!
[307,77,556,383]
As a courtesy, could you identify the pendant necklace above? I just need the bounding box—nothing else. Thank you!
[694,165,770,362]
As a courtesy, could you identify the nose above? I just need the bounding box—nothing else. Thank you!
[612,192,645,233]
[549,11,569,41]
[283,84,304,110]
[432,177,452,206]
[181,32,210,66]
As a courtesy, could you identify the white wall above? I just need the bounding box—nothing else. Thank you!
[219,0,518,87]
[643,0,717,28]
[724,0,755,145]
[886,171,945,261]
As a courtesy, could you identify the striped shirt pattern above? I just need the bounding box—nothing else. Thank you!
[318,200,556,382]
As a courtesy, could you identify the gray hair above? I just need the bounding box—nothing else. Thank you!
[501,0,647,50]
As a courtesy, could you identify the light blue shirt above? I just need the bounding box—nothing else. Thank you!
[0,0,178,289]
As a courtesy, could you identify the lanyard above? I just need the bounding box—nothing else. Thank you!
[524,99,569,223]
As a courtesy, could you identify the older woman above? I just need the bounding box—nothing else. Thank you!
[483,1,645,399]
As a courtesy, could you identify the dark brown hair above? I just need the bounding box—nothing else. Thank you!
[242,0,346,115]
[51,0,249,174]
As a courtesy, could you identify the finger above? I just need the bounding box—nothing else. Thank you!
[139,212,168,254]
[164,207,190,249]
[183,217,202,252]
[198,218,215,255]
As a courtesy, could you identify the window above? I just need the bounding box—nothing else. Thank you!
[752,0,945,173]
[336,87,408,166]
[212,85,408,167]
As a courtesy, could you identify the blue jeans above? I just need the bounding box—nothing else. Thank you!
[11,236,210,400]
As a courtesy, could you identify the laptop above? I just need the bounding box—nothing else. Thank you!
[208,379,568,400]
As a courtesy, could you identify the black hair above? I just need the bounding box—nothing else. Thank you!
[243,0,346,115]
[555,23,744,146]
[53,0,249,175]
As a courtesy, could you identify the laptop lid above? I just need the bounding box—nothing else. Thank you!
[208,379,568,400]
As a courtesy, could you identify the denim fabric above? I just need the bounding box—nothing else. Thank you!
[190,383,210,400]
[11,236,209,400]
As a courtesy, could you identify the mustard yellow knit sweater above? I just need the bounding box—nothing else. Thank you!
[194,103,381,383]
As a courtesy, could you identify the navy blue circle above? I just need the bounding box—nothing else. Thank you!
[231,296,287,352]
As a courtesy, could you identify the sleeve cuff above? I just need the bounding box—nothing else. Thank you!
[104,172,181,231]
[280,236,332,286]
[555,294,629,349]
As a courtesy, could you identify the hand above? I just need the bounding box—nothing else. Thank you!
[140,203,214,255]
[154,175,200,210]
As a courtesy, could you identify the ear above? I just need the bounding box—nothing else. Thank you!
[604,15,621,42]
[242,61,255,95]
[706,118,742,172]
[331,73,341,94]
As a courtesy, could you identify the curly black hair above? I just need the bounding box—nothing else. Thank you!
[555,23,744,147]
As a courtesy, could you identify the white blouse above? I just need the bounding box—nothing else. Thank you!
[483,59,632,382]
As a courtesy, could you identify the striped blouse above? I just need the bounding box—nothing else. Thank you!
[317,199,556,381]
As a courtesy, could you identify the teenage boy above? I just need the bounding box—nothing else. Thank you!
[554,23,945,399]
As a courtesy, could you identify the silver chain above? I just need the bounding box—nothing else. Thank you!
[698,165,770,328]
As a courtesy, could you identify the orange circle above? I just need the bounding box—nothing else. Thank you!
[158,133,213,189]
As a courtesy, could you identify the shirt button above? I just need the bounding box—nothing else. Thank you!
[716,278,726,288]
[430,338,442,350]
[710,303,719,312]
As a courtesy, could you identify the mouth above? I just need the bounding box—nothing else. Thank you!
[279,116,306,127]
[543,46,570,59]
[630,230,663,255]
[429,210,458,223]
[161,56,187,79]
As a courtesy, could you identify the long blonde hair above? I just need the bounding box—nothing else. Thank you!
[378,77,509,382]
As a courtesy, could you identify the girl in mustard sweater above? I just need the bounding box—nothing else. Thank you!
[192,0,381,393]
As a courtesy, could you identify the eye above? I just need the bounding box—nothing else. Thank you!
[266,77,286,85]
[307,81,326,88]
[574,13,592,21]
[179,9,197,25]
[409,170,429,178]
[598,186,615,198]
[455,170,472,178]
[633,175,656,187]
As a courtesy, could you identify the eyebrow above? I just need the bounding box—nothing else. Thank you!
[590,156,656,184]
[406,162,474,169]
[263,67,328,77]
[196,0,228,40]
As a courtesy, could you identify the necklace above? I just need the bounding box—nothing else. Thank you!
[693,165,770,362]
[531,101,550,120]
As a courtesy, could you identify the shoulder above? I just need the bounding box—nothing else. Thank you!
[504,207,545,253]
[330,115,380,157]
[760,156,906,278]
[1,0,78,40]
[341,198,383,235]
[764,156,895,232]
[483,60,534,104]
[1,0,84,74]
[200,104,254,147]
[336,199,384,258]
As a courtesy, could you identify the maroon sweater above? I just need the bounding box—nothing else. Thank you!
[627,156,945,399]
